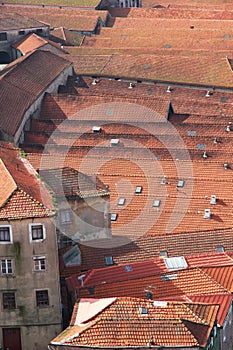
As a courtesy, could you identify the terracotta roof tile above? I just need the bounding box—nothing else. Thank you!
[0,142,54,219]
[51,297,219,348]
[0,50,71,138]
[0,11,48,31]
[12,33,66,54]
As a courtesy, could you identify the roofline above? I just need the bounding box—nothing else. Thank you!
[77,74,233,93]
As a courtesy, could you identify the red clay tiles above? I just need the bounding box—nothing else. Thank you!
[51,297,219,348]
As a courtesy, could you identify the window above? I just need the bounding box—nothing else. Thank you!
[36,290,49,307]
[18,30,25,35]
[0,32,7,41]
[0,226,12,243]
[3,292,16,309]
[33,256,46,271]
[135,186,142,194]
[111,213,118,221]
[36,28,43,34]
[118,198,125,206]
[60,209,72,224]
[0,259,13,274]
[105,255,113,266]
[29,224,45,242]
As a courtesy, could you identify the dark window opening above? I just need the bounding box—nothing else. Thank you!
[3,292,16,309]
[36,290,49,307]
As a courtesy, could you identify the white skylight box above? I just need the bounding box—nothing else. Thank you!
[153,199,161,208]
[177,180,184,188]
[92,126,101,133]
[118,198,125,206]
[110,139,119,147]
[135,186,142,194]
[111,213,118,221]
[164,256,188,271]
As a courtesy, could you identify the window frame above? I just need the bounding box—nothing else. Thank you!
[60,209,72,224]
[33,256,46,271]
[0,32,7,41]
[35,289,49,307]
[29,223,46,243]
[2,291,16,310]
[0,225,13,244]
[0,259,14,275]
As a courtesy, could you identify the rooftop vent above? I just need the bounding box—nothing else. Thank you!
[206,90,211,97]
[166,86,171,93]
[135,186,142,194]
[161,176,167,185]
[92,126,101,133]
[202,151,208,159]
[92,79,97,85]
[145,290,153,300]
[128,82,134,89]
[204,209,211,219]
[226,125,231,132]
[224,163,229,170]
[210,195,217,205]
[110,139,119,147]
[78,274,86,287]
[213,137,218,144]
[153,199,161,208]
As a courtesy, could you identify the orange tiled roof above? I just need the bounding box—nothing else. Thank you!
[51,297,219,348]
[0,142,54,220]
[0,50,71,138]
[12,33,66,54]
[0,6,108,29]
[66,252,233,291]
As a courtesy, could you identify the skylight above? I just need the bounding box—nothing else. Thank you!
[105,255,114,266]
[164,256,188,271]
[118,198,125,206]
[135,186,142,194]
[125,265,132,272]
[111,213,118,221]
[177,180,184,188]
[153,199,161,208]
[188,130,196,136]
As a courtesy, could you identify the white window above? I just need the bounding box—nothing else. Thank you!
[0,259,13,274]
[60,209,72,224]
[0,226,12,244]
[29,224,46,242]
[33,256,46,271]
[135,186,142,194]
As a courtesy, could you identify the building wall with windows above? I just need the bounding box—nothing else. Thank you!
[0,217,62,350]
